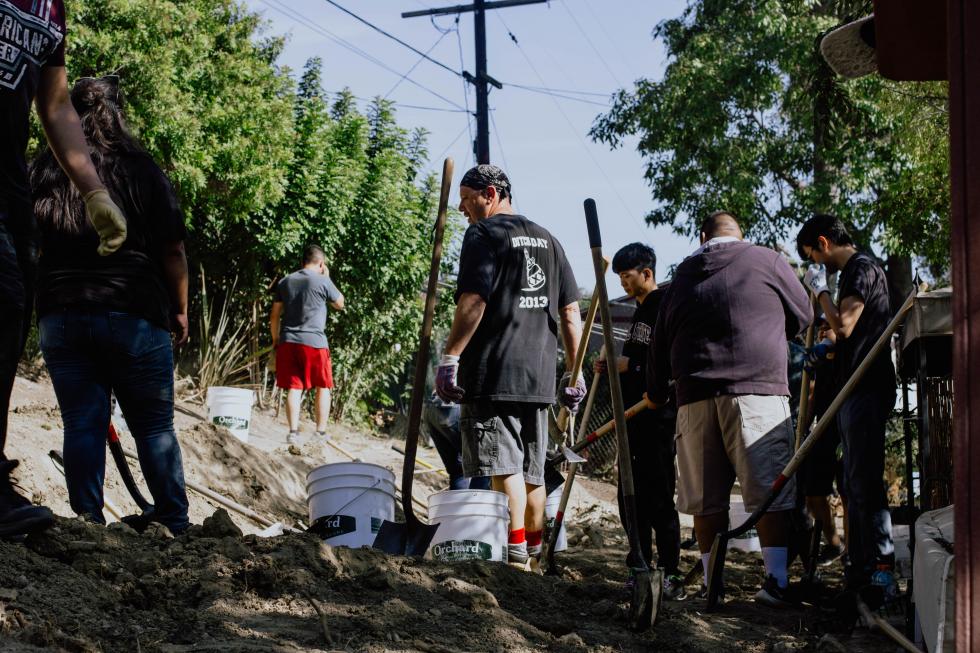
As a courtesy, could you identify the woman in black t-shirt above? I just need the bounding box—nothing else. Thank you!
[29,76,190,534]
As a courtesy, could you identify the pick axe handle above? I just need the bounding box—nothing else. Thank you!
[724,284,918,541]
[556,258,608,435]
[567,399,649,458]
[794,294,818,451]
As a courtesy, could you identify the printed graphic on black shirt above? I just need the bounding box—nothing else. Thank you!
[0,1,64,90]
[522,248,546,291]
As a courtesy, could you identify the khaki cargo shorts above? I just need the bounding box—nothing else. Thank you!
[675,394,795,516]
[459,400,548,486]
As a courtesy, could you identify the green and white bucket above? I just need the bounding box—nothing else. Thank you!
[427,489,509,563]
[306,462,396,548]
[206,387,254,443]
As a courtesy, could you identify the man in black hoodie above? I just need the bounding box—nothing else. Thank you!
[648,212,811,607]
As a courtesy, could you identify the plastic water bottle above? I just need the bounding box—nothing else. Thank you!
[871,566,898,600]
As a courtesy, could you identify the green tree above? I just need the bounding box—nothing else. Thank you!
[61,0,296,284]
[591,0,949,274]
[264,58,461,420]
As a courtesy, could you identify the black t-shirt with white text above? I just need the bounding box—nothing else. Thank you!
[1,0,66,214]
[835,251,894,391]
[455,214,578,403]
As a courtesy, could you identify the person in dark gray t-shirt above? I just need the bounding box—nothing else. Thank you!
[270,245,344,443]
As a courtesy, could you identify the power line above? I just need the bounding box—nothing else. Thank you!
[333,92,470,113]
[488,108,516,211]
[433,120,474,163]
[559,1,625,88]
[577,0,640,81]
[507,83,611,98]
[320,0,464,79]
[454,16,476,166]
[506,83,611,107]
[256,0,466,111]
[384,27,454,98]
[496,18,645,230]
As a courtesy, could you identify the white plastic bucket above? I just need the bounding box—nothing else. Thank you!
[306,462,395,548]
[544,487,567,552]
[206,387,254,443]
[427,489,509,563]
[728,498,761,552]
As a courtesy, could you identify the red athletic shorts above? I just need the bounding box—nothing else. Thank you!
[275,342,333,390]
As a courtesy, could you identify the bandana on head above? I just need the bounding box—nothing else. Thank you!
[460,164,512,199]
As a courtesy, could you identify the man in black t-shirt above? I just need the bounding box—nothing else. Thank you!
[1,0,127,540]
[595,243,682,598]
[797,214,896,592]
[436,165,583,568]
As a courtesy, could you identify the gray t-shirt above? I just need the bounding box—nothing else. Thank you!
[275,269,341,349]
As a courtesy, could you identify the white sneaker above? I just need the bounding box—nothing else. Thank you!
[286,431,300,445]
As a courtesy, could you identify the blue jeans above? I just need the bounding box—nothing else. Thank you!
[422,400,490,491]
[40,310,189,533]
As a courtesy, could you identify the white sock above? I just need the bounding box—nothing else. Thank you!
[701,553,711,587]
[762,547,789,588]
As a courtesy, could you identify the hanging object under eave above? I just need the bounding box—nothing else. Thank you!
[819,0,948,82]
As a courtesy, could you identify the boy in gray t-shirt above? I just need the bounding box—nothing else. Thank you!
[270,245,344,443]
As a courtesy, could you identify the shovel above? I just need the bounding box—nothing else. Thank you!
[704,284,919,610]
[373,157,454,556]
[584,198,661,631]
[544,373,600,574]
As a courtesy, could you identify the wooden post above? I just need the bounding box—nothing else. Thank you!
[948,1,980,650]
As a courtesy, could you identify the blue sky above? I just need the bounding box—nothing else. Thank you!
[241,0,692,293]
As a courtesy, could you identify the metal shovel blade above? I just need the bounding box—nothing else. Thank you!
[372,515,440,557]
[562,446,586,464]
[705,534,727,611]
[628,567,663,631]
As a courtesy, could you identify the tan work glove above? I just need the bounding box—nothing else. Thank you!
[83,189,127,256]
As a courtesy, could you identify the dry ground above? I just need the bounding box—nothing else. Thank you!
[0,373,897,652]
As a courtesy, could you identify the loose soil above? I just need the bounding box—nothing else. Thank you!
[0,374,895,652]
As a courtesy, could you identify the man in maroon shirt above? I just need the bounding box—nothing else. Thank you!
[1,0,127,539]
[648,212,812,606]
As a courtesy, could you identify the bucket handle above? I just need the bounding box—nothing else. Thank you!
[312,477,386,522]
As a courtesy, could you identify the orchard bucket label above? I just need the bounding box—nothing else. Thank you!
[213,415,248,430]
[431,539,493,562]
[311,515,356,540]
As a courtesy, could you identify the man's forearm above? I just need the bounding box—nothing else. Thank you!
[559,303,582,372]
[162,242,189,316]
[444,293,486,356]
[36,68,104,195]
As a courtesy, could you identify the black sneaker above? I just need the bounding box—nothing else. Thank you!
[0,459,55,540]
[754,574,799,608]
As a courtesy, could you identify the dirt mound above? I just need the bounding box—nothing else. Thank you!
[0,512,648,653]
[0,375,894,652]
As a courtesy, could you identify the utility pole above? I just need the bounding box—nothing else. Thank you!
[402,0,548,165]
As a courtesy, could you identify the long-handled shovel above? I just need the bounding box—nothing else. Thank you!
[544,373,601,574]
[705,284,919,610]
[585,198,661,631]
[373,157,454,556]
